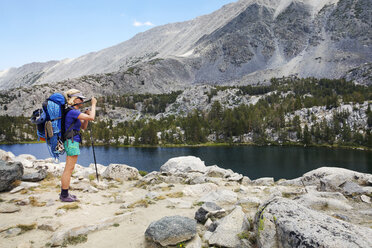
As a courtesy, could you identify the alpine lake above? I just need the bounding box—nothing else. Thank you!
[1,143,371,180]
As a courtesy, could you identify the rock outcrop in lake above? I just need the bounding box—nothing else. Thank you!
[0,149,371,247]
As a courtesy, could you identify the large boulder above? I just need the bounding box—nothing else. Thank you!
[301,167,372,191]
[102,163,140,181]
[145,215,197,246]
[0,160,23,192]
[208,206,250,248]
[255,197,372,248]
[0,149,15,161]
[160,156,207,174]
[12,156,34,168]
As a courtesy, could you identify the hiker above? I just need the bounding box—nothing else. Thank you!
[60,89,97,202]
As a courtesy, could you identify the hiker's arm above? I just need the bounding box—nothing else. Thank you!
[77,97,97,127]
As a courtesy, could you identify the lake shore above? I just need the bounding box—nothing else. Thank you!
[1,140,371,152]
[1,150,372,247]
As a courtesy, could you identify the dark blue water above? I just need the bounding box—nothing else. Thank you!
[0,144,371,180]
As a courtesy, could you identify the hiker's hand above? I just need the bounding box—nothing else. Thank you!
[91,97,97,105]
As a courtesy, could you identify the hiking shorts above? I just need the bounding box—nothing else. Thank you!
[64,139,80,156]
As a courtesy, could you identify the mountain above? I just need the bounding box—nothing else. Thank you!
[0,0,371,91]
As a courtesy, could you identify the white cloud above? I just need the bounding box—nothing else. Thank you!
[133,20,154,27]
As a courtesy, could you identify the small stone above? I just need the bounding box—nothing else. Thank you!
[146,192,160,199]
[114,196,125,204]
[6,227,22,237]
[20,182,40,189]
[332,213,351,222]
[120,203,129,209]
[38,220,62,232]
[16,198,30,206]
[95,181,109,190]
[84,186,99,193]
[0,204,21,213]
[166,199,192,209]
[360,195,371,203]
[55,209,66,216]
[46,199,55,207]
[204,218,213,229]
[10,186,25,194]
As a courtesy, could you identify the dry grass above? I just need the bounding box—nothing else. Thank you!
[161,186,172,192]
[62,234,88,246]
[166,192,184,198]
[29,196,46,207]
[17,223,37,234]
[128,199,150,208]
[11,180,22,187]
[154,195,166,201]
[57,203,79,210]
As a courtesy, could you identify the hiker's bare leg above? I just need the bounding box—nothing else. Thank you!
[61,155,78,189]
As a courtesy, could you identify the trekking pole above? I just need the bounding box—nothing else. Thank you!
[89,123,99,182]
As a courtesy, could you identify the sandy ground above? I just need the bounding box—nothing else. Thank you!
[0,178,217,248]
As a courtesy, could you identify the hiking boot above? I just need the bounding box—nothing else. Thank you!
[59,193,77,202]
[70,194,78,201]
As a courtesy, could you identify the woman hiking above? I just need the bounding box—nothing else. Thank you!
[60,89,97,202]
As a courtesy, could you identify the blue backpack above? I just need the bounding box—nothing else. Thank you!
[30,93,67,160]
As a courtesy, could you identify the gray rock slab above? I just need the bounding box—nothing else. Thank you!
[294,191,352,211]
[0,160,23,192]
[198,189,237,205]
[255,197,372,248]
[145,215,197,246]
[182,183,218,197]
[21,169,47,182]
[339,181,366,196]
[208,206,250,248]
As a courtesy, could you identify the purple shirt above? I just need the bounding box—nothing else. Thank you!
[65,109,82,142]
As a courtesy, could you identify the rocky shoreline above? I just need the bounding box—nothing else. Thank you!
[0,149,372,248]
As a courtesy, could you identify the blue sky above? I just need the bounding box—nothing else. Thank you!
[0,0,235,70]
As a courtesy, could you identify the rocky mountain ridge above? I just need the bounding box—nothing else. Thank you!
[0,0,371,92]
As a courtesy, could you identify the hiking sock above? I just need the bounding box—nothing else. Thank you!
[61,189,69,197]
